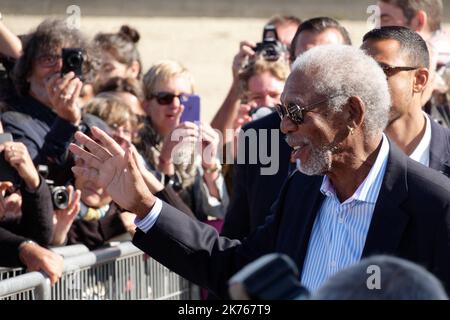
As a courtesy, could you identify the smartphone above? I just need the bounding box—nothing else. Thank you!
[0,133,21,185]
[180,95,201,123]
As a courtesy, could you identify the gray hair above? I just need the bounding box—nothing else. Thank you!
[291,44,390,138]
[311,255,448,300]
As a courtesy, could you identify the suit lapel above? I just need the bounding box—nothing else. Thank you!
[429,118,450,176]
[278,173,325,275]
[362,141,410,257]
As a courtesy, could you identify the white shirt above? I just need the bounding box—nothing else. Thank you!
[409,113,432,167]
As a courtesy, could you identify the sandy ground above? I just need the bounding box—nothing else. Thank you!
[4,15,450,122]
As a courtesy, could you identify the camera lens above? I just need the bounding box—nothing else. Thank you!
[52,186,70,210]
[68,53,83,68]
[262,47,279,62]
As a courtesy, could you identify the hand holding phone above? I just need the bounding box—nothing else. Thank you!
[180,94,201,123]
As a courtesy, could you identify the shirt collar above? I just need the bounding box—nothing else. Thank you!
[409,112,432,167]
[320,134,390,204]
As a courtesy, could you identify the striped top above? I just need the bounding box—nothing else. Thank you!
[300,134,390,292]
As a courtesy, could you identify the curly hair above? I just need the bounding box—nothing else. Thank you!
[13,19,97,96]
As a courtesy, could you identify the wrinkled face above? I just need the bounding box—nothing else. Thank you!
[28,47,64,106]
[246,71,284,107]
[280,72,347,176]
[378,1,410,28]
[145,75,192,136]
[362,39,416,124]
[74,158,112,208]
[294,28,346,59]
[96,51,136,86]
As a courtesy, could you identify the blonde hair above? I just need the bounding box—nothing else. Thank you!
[238,56,290,95]
[84,95,137,130]
[143,60,194,100]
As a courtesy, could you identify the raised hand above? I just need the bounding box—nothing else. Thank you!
[199,122,220,171]
[69,127,155,218]
[52,185,81,246]
[1,142,40,190]
[232,40,256,79]
[46,71,83,125]
[233,102,257,131]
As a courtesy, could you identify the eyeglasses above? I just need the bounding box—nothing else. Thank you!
[276,96,342,125]
[378,63,419,77]
[35,54,62,68]
[150,92,190,105]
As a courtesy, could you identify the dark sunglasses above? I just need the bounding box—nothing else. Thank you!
[378,62,419,77]
[35,54,62,68]
[150,92,190,105]
[276,96,339,124]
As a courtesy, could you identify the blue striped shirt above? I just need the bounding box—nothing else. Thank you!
[300,134,390,292]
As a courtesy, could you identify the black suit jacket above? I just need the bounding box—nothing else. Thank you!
[429,117,450,177]
[221,112,292,239]
[0,177,53,267]
[133,140,450,298]
[221,114,450,240]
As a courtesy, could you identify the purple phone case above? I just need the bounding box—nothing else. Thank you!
[180,95,200,123]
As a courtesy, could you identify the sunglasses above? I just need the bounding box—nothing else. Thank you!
[378,62,419,77]
[36,54,62,68]
[276,97,337,125]
[150,92,190,105]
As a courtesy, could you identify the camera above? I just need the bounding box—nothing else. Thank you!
[253,25,287,62]
[61,48,84,79]
[228,253,310,300]
[37,165,70,210]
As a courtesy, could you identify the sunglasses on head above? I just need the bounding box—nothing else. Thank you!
[150,92,190,105]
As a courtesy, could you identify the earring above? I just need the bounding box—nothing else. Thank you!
[347,125,354,135]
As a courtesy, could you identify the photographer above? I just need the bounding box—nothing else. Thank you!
[219,56,290,195]
[1,19,96,185]
[0,123,63,285]
[210,16,300,137]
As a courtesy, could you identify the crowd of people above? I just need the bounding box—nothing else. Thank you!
[0,0,450,299]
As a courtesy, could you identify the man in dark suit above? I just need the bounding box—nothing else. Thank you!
[221,17,352,240]
[362,26,450,177]
[70,44,450,298]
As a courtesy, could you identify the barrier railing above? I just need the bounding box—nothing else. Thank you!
[0,242,198,300]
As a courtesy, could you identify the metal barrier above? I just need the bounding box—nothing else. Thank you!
[0,242,198,300]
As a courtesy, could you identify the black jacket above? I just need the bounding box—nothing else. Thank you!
[0,178,53,267]
[1,95,79,184]
[133,140,450,298]
[221,113,450,240]
[221,112,292,240]
[429,117,450,177]
[67,186,196,250]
